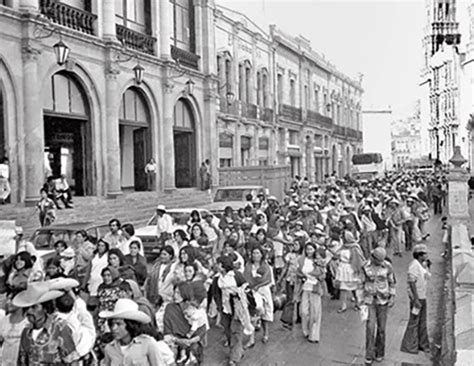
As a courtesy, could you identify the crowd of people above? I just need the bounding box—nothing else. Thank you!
[0,170,446,365]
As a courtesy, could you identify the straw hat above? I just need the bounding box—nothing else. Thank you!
[12,281,66,308]
[413,244,428,254]
[156,204,166,212]
[99,298,151,324]
[299,204,312,212]
[371,247,387,261]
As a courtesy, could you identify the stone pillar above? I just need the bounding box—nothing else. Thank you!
[234,123,241,166]
[194,1,203,65]
[163,80,176,190]
[105,67,122,197]
[284,128,290,165]
[19,0,38,11]
[159,0,172,60]
[102,0,116,40]
[22,46,43,205]
[251,126,259,166]
[447,146,470,227]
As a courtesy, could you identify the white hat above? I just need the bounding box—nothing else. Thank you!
[315,223,325,232]
[156,205,166,212]
[12,281,66,308]
[46,278,80,292]
[15,227,24,235]
[60,247,75,258]
[99,298,151,324]
[267,195,278,201]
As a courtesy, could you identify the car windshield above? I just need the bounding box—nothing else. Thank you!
[31,230,74,249]
[214,189,257,202]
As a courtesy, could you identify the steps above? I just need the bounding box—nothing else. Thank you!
[0,189,212,236]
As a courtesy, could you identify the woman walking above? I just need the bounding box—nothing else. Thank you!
[296,242,326,343]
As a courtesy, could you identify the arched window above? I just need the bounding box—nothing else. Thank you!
[119,87,149,126]
[43,73,87,117]
[174,99,194,131]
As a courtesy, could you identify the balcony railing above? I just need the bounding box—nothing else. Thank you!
[116,25,156,55]
[39,0,96,35]
[171,45,200,70]
[262,108,274,122]
[333,125,363,140]
[278,104,302,122]
[334,125,346,137]
[219,98,239,115]
[307,110,333,128]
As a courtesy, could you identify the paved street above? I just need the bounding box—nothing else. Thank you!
[204,214,445,366]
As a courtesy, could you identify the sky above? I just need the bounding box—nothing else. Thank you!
[217,0,427,119]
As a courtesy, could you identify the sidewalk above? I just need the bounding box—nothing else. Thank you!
[203,214,445,365]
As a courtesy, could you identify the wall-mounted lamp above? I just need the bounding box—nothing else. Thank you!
[114,50,145,85]
[326,103,332,112]
[33,20,70,66]
[185,79,195,95]
[217,83,235,105]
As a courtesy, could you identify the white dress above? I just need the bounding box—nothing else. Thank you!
[335,248,361,291]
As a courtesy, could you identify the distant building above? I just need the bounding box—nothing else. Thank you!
[391,106,423,169]
[362,108,393,170]
[419,0,470,165]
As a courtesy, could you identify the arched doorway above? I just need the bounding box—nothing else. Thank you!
[43,72,92,196]
[119,87,151,191]
[331,145,337,175]
[174,98,196,188]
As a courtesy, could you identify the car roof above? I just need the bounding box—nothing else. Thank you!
[215,186,265,190]
[32,222,106,232]
[166,208,210,213]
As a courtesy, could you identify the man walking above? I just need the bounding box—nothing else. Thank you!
[361,247,396,365]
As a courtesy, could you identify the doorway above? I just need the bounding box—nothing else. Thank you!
[44,116,88,196]
[173,98,196,188]
[174,131,195,188]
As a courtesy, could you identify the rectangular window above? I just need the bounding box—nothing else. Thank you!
[277,74,283,105]
[290,79,296,106]
[262,73,268,108]
[304,85,308,110]
[314,90,319,112]
[245,67,251,104]
[116,0,146,32]
[219,159,232,168]
[171,0,194,52]
[289,130,299,145]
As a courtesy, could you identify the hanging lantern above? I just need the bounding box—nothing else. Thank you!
[226,91,235,105]
[133,63,145,84]
[185,79,195,95]
[53,40,70,66]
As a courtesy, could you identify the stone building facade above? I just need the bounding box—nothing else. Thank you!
[0,0,218,204]
[0,0,363,204]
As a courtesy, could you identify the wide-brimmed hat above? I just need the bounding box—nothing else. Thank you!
[267,195,278,201]
[413,244,428,254]
[12,281,68,308]
[371,247,387,261]
[289,202,298,208]
[389,199,400,206]
[156,204,166,212]
[99,298,151,324]
[295,220,303,227]
[299,204,312,212]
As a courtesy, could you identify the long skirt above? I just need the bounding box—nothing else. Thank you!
[300,291,322,342]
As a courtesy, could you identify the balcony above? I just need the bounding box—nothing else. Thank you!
[278,104,302,122]
[334,125,346,137]
[40,0,96,35]
[171,45,200,70]
[262,108,274,123]
[307,110,333,129]
[219,98,239,116]
[116,25,156,55]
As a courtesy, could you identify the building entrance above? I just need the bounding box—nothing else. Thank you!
[173,99,196,188]
[44,116,89,196]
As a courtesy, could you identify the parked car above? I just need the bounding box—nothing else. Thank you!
[200,185,268,216]
[135,208,219,259]
[29,222,109,261]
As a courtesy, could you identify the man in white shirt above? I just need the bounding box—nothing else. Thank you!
[400,244,431,354]
[155,205,173,243]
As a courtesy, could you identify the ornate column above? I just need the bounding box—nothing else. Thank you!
[163,79,176,190]
[105,64,122,197]
[159,0,172,60]
[102,0,116,40]
[22,45,43,205]
[19,0,38,11]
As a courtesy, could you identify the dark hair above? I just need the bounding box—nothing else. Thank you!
[118,281,133,294]
[173,229,188,242]
[413,252,427,260]
[56,293,75,313]
[46,256,62,268]
[190,210,201,222]
[184,262,198,277]
[121,223,135,237]
[54,240,68,249]
[108,248,125,266]
[76,230,88,239]
[97,239,110,252]
[175,282,194,302]
[179,246,196,264]
[304,242,317,258]
[129,240,141,251]
[160,245,175,259]
[39,188,47,194]
[108,218,121,228]
[14,251,34,270]
[256,228,267,239]
[250,246,266,263]
[154,294,164,309]
[217,255,234,272]
[190,224,204,240]
[27,299,56,315]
